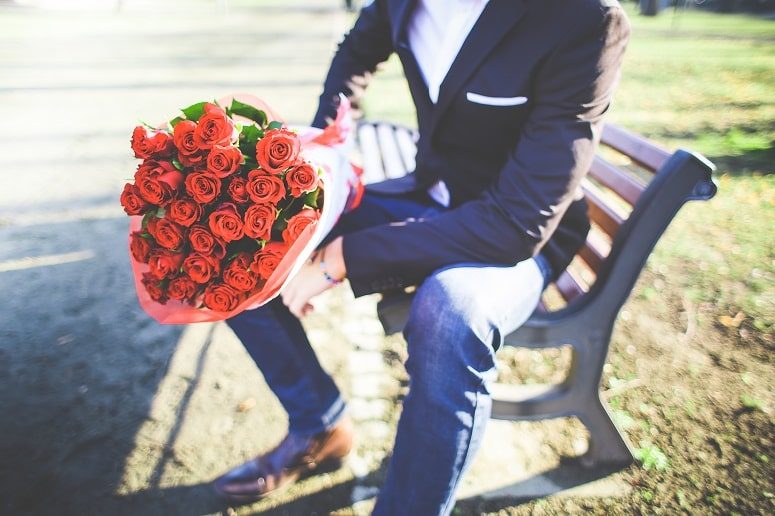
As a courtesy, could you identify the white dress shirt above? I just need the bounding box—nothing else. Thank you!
[407,0,490,207]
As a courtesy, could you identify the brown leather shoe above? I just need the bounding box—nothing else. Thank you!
[213,416,353,504]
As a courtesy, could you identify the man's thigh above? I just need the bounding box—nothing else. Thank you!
[323,190,444,244]
[415,258,546,345]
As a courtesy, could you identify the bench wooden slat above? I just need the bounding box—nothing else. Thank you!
[602,124,670,173]
[357,124,387,184]
[589,155,645,206]
[376,124,410,179]
[578,237,607,273]
[555,268,585,302]
[394,126,418,173]
[582,180,625,239]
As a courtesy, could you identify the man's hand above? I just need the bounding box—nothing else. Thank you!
[281,236,346,318]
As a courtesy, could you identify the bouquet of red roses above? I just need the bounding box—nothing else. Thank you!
[120,94,360,324]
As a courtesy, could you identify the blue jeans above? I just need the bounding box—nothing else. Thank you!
[226,190,552,515]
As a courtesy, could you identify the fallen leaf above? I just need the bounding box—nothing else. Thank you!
[718,311,745,328]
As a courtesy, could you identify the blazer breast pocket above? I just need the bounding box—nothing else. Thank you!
[466,92,528,107]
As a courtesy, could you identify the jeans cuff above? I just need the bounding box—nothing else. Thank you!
[288,395,348,436]
[533,254,554,289]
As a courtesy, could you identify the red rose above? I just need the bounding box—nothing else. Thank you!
[202,282,241,312]
[208,203,245,243]
[120,183,150,215]
[286,162,319,197]
[130,231,153,263]
[148,249,184,280]
[173,120,199,156]
[173,120,206,167]
[168,198,202,227]
[194,103,235,150]
[256,128,300,174]
[282,208,320,245]
[167,275,198,302]
[147,217,185,251]
[207,144,244,178]
[182,252,220,284]
[135,161,183,206]
[250,241,288,280]
[227,177,250,204]
[141,272,168,304]
[223,253,258,292]
[184,171,221,204]
[246,169,286,205]
[131,126,174,159]
[243,203,276,241]
[188,225,226,259]
[134,159,176,181]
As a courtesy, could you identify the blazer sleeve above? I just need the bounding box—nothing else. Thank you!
[311,0,395,128]
[342,5,631,297]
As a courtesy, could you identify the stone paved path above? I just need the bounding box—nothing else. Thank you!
[0,1,630,514]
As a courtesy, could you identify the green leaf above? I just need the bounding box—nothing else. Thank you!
[229,99,267,126]
[304,189,320,209]
[156,207,166,218]
[169,116,185,129]
[181,101,208,122]
[141,211,154,230]
[273,216,289,233]
[172,159,183,171]
[240,124,264,145]
[267,120,283,131]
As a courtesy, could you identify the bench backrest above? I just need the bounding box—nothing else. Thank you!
[356,122,717,315]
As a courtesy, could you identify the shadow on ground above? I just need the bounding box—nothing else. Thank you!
[0,214,185,514]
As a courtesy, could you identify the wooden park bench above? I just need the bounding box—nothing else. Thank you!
[355,120,716,469]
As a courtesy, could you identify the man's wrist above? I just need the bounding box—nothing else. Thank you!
[323,236,346,281]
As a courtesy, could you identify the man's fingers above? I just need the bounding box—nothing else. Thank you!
[290,300,306,319]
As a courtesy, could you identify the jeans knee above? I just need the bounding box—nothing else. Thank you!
[405,269,494,346]
[403,270,498,395]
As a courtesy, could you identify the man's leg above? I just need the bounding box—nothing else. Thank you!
[216,190,445,502]
[224,190,444,435]
[226,299,346,435]
[374,256,552,515]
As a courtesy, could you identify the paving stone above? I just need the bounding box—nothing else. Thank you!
[348,350,385,374]
[352,334,386,352]
[359,420,392,441]
[351,485,381,504]
[351,499,376,516]
[348,398,391,421]
[350,374,395,399]
[347,454,371,480]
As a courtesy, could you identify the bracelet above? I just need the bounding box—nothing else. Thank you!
[319,249,343,285]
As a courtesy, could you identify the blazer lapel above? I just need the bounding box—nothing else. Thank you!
[391,0,417,48]
[430,0,530,134]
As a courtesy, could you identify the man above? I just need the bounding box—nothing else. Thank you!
[214,0,630,513]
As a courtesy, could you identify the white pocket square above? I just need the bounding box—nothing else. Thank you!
[466,92,528,106]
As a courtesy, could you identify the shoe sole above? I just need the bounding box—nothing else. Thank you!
[213,457,345,505]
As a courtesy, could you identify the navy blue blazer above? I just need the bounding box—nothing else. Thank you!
[312,0,630,297]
